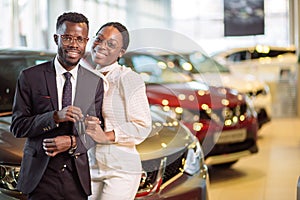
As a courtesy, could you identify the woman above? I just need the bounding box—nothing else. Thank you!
[86,22,152,200]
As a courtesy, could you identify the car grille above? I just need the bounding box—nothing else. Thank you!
[162,149,187,182]
[200,103,248,126]
[246,89,265,97]
[140,148,187,188]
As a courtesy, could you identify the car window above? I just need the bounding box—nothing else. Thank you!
[163,54,197,74]
[227,50,251,62]
[189,52,230,73]
[27,56,53,65]
[130,55,192,84]
[0,57,27,113]
[0,55,53,114]
[251,49,296,59]
[163,53,229,74]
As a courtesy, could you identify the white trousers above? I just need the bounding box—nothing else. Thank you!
[89,165,141,200]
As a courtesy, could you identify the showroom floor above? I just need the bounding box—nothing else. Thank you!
[208,117,300,200]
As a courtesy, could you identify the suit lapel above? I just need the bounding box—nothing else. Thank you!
[45,60,58,110]
[74,65,97,115]
[74,65,84,108]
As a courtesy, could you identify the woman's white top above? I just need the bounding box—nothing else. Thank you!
[96,62,152,173]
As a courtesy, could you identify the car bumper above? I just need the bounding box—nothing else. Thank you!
[135,166,209,200]
[253,95,272,128]
[257,108,271,128]
[205,149,255,165]
[0,189,25,200]
[198,118,258,165]
[0,192,20,200]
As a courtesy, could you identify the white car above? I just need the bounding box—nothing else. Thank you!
[212,45,297,82]
[161,51,272,129]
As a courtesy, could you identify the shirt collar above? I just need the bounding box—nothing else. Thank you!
[96,62,119,75]
[54,56,79,80]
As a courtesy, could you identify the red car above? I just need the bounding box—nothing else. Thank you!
[117,51,259,168]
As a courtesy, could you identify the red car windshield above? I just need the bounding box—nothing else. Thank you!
[129,54,193,84]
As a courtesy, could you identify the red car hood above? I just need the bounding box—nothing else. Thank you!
[146,81,245,110]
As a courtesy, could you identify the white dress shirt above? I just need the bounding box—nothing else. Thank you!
[54,56,79,110]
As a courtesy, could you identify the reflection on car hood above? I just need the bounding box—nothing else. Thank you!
[146,81,244,110]
[137,110,195,160]
[193,73,266,93]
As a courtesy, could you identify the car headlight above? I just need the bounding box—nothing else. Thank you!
[244,95,257,118]
[263,84,270,95]
[246,84,270,98]
[0,165,20,191]
[184,139,204,175]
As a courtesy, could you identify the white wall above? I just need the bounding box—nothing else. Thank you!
[0,0,291,54]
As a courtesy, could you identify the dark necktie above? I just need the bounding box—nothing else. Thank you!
[48,72,73,171]
[62,72,72,108]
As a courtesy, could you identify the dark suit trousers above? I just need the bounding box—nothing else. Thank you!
[28,157,87,200]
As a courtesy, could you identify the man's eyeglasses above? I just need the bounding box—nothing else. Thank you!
[93,36,120,50]
[56,34,89,46]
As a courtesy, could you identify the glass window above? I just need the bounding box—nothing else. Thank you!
[0,53,54,113]
[0,57,26,112]
[189,53,230,73]
[227,51,250,62]
[131,55,192,84]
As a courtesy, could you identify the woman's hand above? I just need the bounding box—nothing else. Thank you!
[85,116,114,143]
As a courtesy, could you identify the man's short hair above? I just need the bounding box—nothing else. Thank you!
[56,12,89,31]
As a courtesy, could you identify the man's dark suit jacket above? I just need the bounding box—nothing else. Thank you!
[10,59,104,195]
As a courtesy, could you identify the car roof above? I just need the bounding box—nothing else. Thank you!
[0,47,55,56]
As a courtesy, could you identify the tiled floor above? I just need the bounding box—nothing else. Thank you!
[208,117,300,200]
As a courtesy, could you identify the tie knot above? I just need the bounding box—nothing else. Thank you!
[63,72,72,80]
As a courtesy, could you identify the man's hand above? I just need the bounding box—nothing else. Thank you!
[53,106,83,123]
[43,135,73,157]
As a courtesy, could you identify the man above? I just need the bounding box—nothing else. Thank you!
[10,12,104,200]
